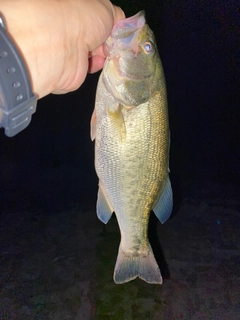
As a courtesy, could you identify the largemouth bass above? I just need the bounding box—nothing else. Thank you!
[91,11,173,284]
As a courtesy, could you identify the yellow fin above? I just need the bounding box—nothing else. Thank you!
[97,184,113,224]
[108,104,126,141]
[153,176,173,224]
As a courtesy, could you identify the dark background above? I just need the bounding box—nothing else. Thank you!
[0,0,239,213]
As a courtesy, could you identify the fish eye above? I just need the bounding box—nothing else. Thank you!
[142,41,154,54]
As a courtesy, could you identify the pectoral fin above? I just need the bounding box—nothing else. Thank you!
[96,184,113,224]
[153,176,173,224]
[90,109,96,141]
[108,104,126,141]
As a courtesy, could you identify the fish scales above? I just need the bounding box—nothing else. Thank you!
[91,11,173,284]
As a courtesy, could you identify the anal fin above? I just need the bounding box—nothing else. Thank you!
[96,184,113,224]
[153,176,173,224]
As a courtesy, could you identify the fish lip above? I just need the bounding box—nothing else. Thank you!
[111,11,145,39]
[111,10,146,39]
[105,11,146,55]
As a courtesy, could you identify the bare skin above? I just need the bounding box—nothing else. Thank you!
[0,0,125,98]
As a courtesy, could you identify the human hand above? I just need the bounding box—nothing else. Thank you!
[1,0,125,98]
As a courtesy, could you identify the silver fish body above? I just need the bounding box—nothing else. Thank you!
[91,11,173,284]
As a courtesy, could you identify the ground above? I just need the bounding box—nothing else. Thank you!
[0,166,239,319]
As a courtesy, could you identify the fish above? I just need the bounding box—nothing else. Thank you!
[90,11,173,284]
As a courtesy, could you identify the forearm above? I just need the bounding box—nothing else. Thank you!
[0,0,124,99]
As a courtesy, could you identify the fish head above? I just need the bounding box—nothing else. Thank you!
[103,11,163,107]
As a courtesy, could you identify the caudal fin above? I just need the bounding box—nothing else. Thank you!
[113,245,162,284]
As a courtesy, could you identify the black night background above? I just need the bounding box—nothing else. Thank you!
[0,1,239,318]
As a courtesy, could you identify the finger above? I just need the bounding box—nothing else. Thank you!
[89,45,106,59]
[112,5,125,24]
[88,56,105,74]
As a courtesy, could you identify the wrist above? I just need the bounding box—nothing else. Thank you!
[0,13,37,136]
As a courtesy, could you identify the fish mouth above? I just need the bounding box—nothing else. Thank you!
[104,11,152,82]
[105,11,146,54]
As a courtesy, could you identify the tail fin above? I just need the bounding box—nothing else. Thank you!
[113,245,162,284]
